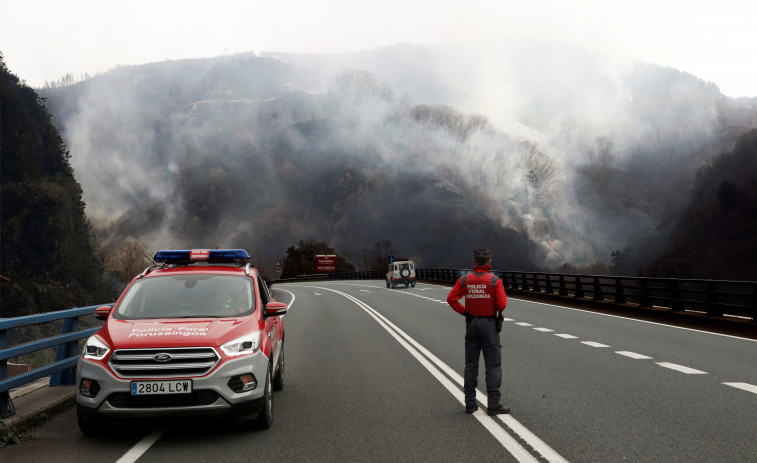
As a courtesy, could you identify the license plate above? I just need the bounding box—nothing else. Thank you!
[131,380,193,395]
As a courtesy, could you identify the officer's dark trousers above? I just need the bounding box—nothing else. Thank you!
[464,317,502,409]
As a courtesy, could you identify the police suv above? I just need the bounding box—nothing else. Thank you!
[386,259,416,288]
[76,249,287,434]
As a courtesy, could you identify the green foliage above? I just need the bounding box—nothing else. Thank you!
[0,412,50,447]
[0,421,25,447]
[0,54,112,317]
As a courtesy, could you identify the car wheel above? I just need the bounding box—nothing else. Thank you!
[386,280,390,288]
[273,342,284,391]
[77,405,108,436]
[411,281,416,287]
[405,282,409,288]
[253,364,273,429]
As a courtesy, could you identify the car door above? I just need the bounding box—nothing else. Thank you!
[258,275,282,361]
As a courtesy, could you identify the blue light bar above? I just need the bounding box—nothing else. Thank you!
[154,249,249,264]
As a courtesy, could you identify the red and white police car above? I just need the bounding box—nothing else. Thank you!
[76,249,287,434]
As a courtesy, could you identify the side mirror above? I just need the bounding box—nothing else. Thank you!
[264,301,288,317]
[94,305,113,320]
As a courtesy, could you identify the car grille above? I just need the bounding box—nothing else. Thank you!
[109,347,220,378]
[106,390,220,408]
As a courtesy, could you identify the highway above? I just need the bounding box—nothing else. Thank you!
[2,281,755,462]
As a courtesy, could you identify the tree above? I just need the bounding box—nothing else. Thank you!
[329,69,394,102]
[354,239,398,272]
[521,141,560,190]
[1,54,111,315]
[595,136,613,166]
[281,240,355,278]
[105,241,154,283]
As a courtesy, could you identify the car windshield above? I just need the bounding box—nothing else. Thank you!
[399,263,410,270]
[114,274,255,320]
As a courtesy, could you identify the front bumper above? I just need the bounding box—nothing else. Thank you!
[76,351,269,419]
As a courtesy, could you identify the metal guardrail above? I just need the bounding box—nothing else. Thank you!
[496,272,756,322]
[0,304,111,418]
[283,269,756,322]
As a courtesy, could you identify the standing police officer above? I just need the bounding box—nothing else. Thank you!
[447,248,509,415]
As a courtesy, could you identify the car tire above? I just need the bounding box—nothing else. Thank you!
[386,280,390,288]
[411,281,416,287]
[253,364,273,429]
[405,282,409,288]
[272,342,284,391]
[77,405,108,436]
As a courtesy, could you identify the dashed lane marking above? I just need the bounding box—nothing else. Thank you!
[554,334,578,339]
[533,327,554,332]
[656,362,708,374]
[615,351,653,360]
[581,341,610,348]
[117,428,165,463]
[723,382,757,395]
[515,322,534,327]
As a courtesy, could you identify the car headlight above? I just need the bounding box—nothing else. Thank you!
[82,335,110,360]
[220,332,261,356]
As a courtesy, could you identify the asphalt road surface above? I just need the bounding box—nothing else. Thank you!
[2,281,755,462]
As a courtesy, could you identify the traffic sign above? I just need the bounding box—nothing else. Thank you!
[387,255,395,263]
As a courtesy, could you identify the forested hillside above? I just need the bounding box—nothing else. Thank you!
[37,43,757,278]
[0,54,111,317]
[648,129,757,279]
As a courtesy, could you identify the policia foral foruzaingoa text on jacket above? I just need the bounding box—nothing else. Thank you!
[447,248,510,416]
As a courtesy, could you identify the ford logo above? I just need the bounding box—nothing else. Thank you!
[153,353,173,362]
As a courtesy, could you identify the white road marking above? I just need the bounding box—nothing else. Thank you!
[314,292,322,296]
[656,362,708,374]
[360,290,372,293]
[723,382,757,395]
[302,285,567,463]
[289,283,750,403]
[117,428,165,463]
[510,297,757,343]
[581,341,610,348]
[534,327,554,332]
[615,351,653,360]
[503,318,515,321]
[277,289,296,311]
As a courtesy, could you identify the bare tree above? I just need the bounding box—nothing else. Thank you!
[106,240,154,283]
[330,69,394,102]
[595,136,613,166]
[521,141,561,190]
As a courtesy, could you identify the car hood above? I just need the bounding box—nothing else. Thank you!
[102,318,254,348]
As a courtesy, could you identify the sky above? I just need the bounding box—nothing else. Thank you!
[1,0,756,97]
